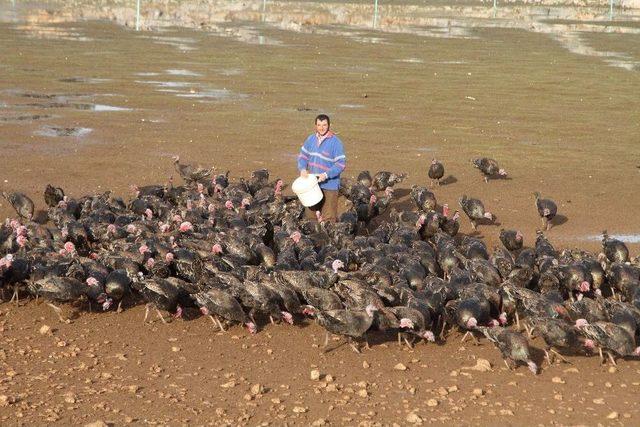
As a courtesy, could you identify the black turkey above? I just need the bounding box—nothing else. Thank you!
[533,192,557,230]
[428,159,444,186]
[472,157,507,182]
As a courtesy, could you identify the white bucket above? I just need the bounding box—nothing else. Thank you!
[291,174,324,207]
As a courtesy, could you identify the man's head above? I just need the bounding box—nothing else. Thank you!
[315,114,330,136]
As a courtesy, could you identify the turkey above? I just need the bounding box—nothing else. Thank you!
[310,304,378,353]
[44,185,65,208]
[427,159,444,187]
[137,278,186,323]
[104,269,132,312]
[601,231,629,263]
[356,170,373,188]
[371,171,406,191]
[194,288,257,333]
[28,277,86,323]
[577,320,640,365]
[410,185,436,212]
[2,192,34,221]
[247,168,270,195]
[459,195,494,230]
[1,255,30,303]
[440,207,460,237]
[472,157,507,182]
[172,156,214,184]
[535,230,556,259]
[444,297,498,342]
[533,192,557,230]
[499,229,523,252]
[476,326,538,374]
[386,306,436,347]
[529,317,586,365]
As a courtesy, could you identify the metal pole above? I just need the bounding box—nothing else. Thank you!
[493,0,497,18]
[373,0,378,29]
[609,0,613,20]
[136,0,141,31]
[262,0,267,22]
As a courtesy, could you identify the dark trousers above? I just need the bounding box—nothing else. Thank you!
[305,189,338,222]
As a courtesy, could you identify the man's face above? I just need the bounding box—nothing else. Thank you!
[315,119,329,136]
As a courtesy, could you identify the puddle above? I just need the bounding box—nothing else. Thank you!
[603,59,639,71]
[148,36,197,44]
[395,58,424,63]
[412,26,477,40]
[135,72,161,77]
[165,69,202,77]
[135,80,195,88]
[339,104,364,109]
[90,104,132,112]
[146,35,198,51]
[21,102,132,111]
[59,77,111,84]
[518,140,542,146]
[35,125,92,137]
[218,68,245,76]
[154,41,196,51]
[1,90,91,100]
[135,80,247,102]
[416,147,436,152]
[0,114,52,122]
[335,65,377,73]
[349,35,389,44]
[434,61,467,65]
[207,24,283,46]
[13,24,92,41]
[177,89,248,101]
[581,234,640,243]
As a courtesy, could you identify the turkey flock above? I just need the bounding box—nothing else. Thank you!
[1,155,639,374]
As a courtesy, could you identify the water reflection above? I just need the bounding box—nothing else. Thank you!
[4,2,640,72]
[59,77,111,84]
[206,24,282,46]
[13,23,91,41]
[145,35,198,51]
[35,125,92,137]
[0,114,52,123]
[165,69,202,77]
[20,102,131,111]
[582,234,640,243]
[135,79,248,102]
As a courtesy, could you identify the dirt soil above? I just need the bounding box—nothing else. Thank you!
[1,5,640,426]
[1,301,640,426]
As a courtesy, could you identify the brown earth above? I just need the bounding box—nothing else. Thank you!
[1,6,640,426]
[0,301,639,426]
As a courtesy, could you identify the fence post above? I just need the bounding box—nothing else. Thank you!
[373,0,379,28]
[493,0,497,18]
[609,0,614,20]
[136,0,141,31]
[262,0,267,22]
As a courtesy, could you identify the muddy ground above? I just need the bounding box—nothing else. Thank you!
[1,3,640,425]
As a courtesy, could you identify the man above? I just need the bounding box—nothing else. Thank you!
[297,114,346,222]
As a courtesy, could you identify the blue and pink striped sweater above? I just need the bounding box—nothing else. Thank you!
[297,132,346,190]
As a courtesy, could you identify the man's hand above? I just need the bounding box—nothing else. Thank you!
[300,170,309,178]
[317,173,328,182]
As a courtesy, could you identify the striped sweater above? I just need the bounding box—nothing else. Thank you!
[297,132,347,190]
